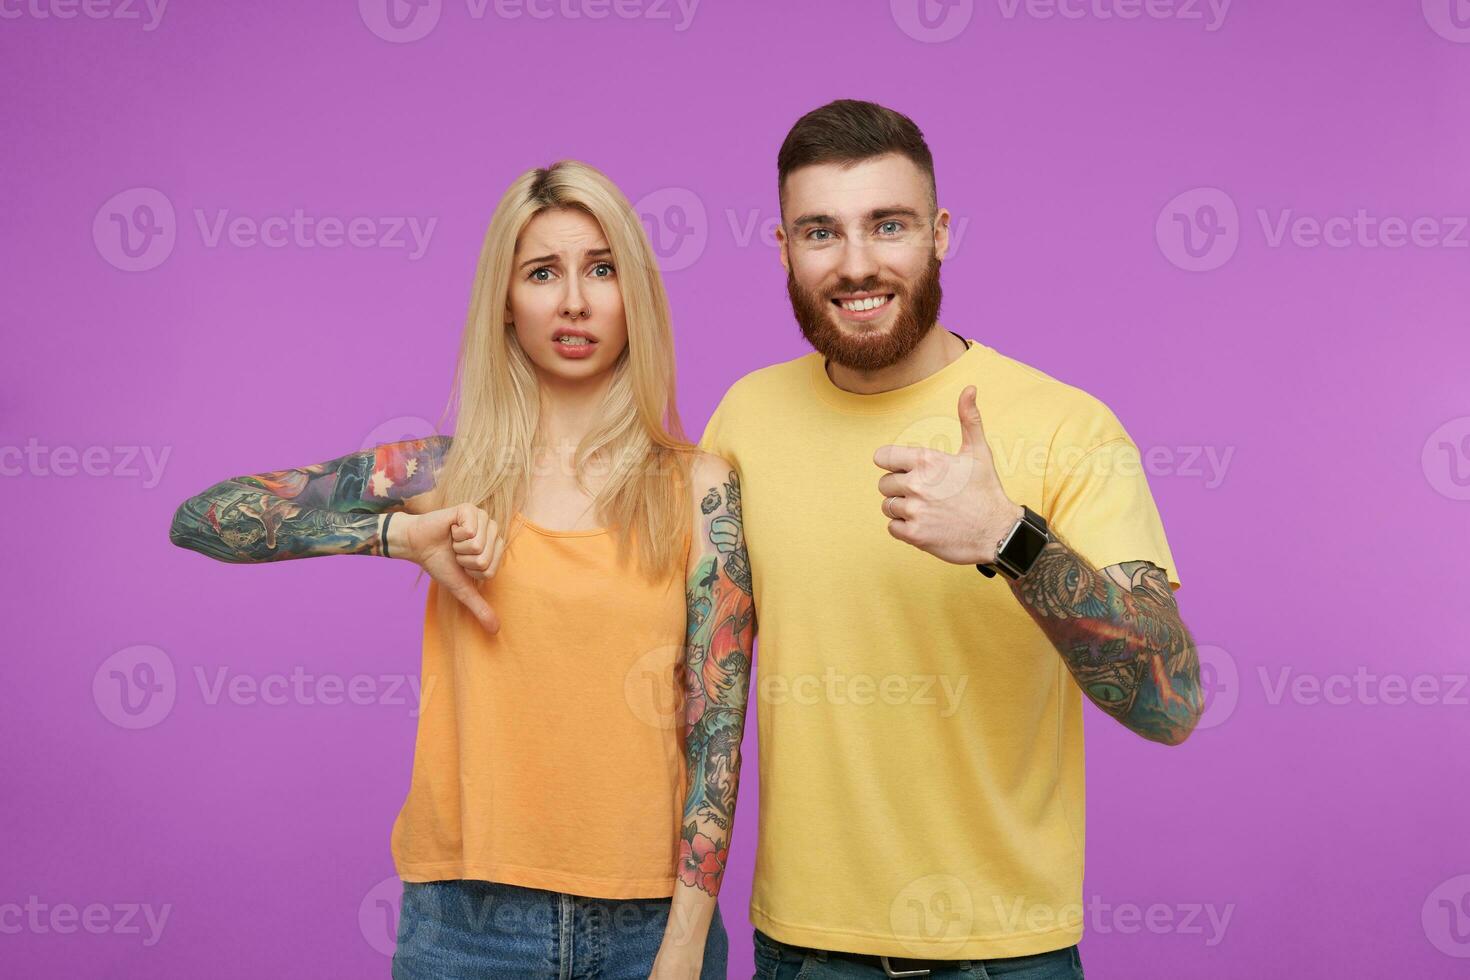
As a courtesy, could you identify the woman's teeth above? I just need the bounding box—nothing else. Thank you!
[839,295,891,312]
[556,336,593,345]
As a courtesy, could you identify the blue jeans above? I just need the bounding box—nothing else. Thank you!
[752,928,1082,980]
[391,879,727,979]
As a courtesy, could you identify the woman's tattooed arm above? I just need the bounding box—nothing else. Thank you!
[1012,539,1203,745]
[168,436,452,563]
[676,460,755,898]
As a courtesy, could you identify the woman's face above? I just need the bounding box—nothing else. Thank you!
[507,207,629,384]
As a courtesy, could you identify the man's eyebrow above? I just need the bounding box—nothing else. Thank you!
[869,206,922,221]
[790,213,837,229]
[790,207,923,228]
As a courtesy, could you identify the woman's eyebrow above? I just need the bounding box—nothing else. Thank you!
[518,247,613,270]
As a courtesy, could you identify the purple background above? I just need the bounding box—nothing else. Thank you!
[4,0,1469,976]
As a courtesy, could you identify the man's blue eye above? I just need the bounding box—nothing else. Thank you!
[809,229,833,241]
[878,221,902,235]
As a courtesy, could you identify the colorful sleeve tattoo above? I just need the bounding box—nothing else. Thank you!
[677,467,755,897]
[167,436,452,563]
[1012,540,1203,745]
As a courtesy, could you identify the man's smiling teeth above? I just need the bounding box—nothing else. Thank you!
[838,295,891,312]
[555,336,594,345]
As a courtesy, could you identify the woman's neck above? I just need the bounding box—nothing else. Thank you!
[534,367,613,450]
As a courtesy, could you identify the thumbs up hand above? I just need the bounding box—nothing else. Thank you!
[872,385,1023,566]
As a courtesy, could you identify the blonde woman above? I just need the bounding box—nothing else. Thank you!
[169,161,754,979]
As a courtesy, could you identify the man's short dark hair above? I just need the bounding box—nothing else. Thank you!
[777,99,937,211]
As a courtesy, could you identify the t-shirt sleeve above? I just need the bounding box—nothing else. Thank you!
[696,387,737,466]
[1044,434,1182,590]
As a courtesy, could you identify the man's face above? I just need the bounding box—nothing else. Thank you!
[778,153,950,371]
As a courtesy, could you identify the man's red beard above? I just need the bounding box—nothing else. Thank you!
[787,252,943,372]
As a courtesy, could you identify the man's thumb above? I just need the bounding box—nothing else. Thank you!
[957,385,987,457]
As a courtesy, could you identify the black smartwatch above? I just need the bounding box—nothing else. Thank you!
[976,505,1051,580]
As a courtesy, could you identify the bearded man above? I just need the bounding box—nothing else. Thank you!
[698,98,1202,980]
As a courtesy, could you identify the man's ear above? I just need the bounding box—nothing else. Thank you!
[933,206,952,263]
[776,222,790,272]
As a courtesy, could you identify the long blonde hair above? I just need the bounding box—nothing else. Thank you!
[431,160,695,582]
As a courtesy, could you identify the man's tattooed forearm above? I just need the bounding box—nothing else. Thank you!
[168,436,450,563]
[678,470,754,897]
[1014,542,1202,745]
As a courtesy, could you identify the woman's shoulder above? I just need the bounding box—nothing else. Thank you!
[686,449,736,494]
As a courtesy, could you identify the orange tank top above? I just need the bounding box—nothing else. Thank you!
[391,510,691,898]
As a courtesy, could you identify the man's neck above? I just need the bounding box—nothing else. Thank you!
[825,325,969,395]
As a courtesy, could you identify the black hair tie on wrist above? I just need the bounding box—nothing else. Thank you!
[381,512,394,559]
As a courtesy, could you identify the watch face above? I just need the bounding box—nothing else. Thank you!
[1000,521,1049,574]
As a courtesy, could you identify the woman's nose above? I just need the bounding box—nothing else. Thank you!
[560,280,589,319]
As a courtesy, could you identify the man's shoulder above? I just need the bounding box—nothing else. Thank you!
[978,342,1131,447]
[712,351,820,409]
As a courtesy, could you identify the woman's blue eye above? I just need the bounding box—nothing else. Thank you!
[591,262,615,277]
[529,267,554,282]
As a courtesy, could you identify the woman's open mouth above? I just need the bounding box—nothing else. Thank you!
[552,327,599,358]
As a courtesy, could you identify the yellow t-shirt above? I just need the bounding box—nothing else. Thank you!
[698,337,1180,959]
